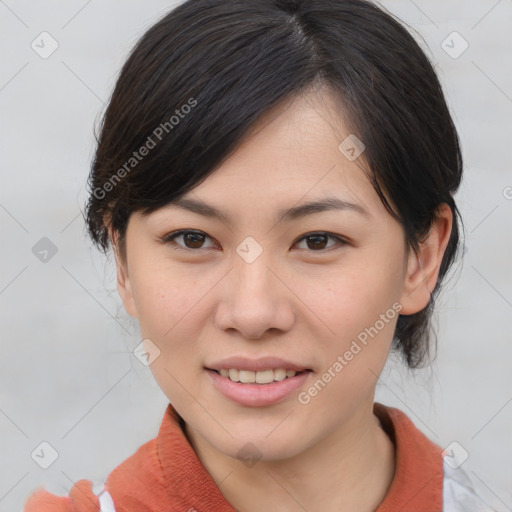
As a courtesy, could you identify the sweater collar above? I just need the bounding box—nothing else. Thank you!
[373,403,444,511]
[156,402,443,511]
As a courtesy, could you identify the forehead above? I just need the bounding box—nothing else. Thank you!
[131,87,398,235]
[182,88,381,217]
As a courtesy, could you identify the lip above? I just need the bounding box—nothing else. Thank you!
[205,368,312,407]
[205,356,310,372]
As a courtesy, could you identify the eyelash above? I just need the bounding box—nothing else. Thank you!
[160,230,348,254]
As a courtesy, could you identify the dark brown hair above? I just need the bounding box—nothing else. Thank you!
[84,0,464,368]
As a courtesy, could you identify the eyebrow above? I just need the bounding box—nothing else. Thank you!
[166,196,370,225]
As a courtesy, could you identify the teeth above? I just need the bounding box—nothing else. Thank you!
[274,369,287,381]
[217,368,299,383]
[238,370,255,383]
[256,369,274,384]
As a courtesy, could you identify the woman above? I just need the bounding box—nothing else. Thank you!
[24,0,494,510]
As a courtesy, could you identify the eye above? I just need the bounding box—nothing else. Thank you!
[161,230,218,251]
[161,230,347,253]
[294,232,347,252]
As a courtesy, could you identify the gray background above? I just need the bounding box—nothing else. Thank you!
[1,1,511,510]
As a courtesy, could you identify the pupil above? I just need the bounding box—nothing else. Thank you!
[185,233,204,248]
[308,235,326,250]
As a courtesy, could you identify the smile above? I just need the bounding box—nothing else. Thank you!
[206,368,312,407]
[216,368,301,384]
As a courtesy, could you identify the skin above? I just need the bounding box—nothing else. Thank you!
[110,87,452,511]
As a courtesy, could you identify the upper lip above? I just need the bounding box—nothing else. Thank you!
[205,356,311,372]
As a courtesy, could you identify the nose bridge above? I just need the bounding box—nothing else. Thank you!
[215,236,294,338]
[233,236,275,300]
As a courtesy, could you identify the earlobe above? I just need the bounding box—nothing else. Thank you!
[399,204,453,315]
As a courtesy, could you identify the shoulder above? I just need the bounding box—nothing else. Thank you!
[102,436,171,509]
[23,438,158,512]
[443,464,498,512]
[23,479,102,512]
[374,403,498,512]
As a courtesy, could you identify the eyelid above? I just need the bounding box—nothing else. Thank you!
[160,229,218,251]
[160,229,349,253]
[293,231,349,251]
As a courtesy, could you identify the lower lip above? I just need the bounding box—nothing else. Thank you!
[206,369,311,407]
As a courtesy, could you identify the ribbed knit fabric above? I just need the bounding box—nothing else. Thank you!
[24,402,444,511]
[373,403,444,511]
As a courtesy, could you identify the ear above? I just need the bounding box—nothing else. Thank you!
[109,227,138,319]
[399,203,453,315]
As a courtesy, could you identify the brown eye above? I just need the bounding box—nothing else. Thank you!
[161,230,347,254]
[305,234,328,250]
[182,232,206,249]
[294,232,347,252]
[162,230,217,251]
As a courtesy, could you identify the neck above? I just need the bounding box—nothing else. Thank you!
[185,400,396,512]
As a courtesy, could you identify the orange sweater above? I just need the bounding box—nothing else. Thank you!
[24,402,444,511]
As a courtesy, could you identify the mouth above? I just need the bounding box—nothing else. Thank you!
[208,368,311,384]
[204,366,313,407]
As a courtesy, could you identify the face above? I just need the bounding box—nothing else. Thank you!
[113,87,447,462]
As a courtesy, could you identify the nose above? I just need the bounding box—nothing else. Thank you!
[214,247,295,340]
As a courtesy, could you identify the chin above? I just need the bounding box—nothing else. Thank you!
[208,425,312,463]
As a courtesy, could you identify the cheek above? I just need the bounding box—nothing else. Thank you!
[299,251,403,382]
[307,256,403,333]
[130,257,212,337]
[293,269,401,428]
[129,263,212,401]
